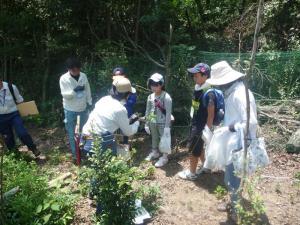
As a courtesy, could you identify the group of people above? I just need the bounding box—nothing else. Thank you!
[0,56,258,221]
[58,57,258,220]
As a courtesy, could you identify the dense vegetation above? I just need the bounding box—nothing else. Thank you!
[1,0,299,125]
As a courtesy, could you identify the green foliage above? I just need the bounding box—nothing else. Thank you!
[235,178,266,225]
[33,195,75,225]
[88,138,140,225]
[136,184,161,215]
[213,185,228,200]
[77,166,93,197]
[2,154,75,225]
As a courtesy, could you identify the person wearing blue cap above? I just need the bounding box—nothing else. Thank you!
[178,63,216,180]
[112,67,137,144]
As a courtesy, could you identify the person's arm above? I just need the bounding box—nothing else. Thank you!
[13,85,24,103]
[206,92,215,129]
[126,93,137,108]
[85,76,92,106]
[164,93,172,128]
[116,108,139,136]
[229,91,258,132]
[59,77,75,100]
[145,95,151,125]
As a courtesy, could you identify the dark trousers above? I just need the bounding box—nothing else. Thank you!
[0,111,36,151]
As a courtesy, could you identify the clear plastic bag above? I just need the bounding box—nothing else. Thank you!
[232,137,269,177]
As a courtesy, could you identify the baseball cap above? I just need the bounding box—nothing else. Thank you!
[187,63,210,77]
[149,73,164,83]
[112,77,133,93]
[112,67,125,75]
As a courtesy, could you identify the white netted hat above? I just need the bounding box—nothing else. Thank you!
[206,61,245,86]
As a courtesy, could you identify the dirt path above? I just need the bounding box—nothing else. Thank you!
[28,126,300,225]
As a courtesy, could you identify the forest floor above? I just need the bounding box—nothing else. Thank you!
[26,121,300,225]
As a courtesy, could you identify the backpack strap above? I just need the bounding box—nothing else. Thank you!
[8,83,17,104]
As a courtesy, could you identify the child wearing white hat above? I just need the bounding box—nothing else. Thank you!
[144,73,172,168]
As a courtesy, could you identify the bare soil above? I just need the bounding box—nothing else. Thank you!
[27,123,300,225]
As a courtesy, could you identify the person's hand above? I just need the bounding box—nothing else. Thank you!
[74,85,85,92]
[132,120,140,131]
[145,125,151,135]
[129,113,139,124]
[229,124,236,132]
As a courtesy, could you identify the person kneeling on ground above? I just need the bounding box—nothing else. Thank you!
[178,63,216,180]
[112,67,137,145]
[81,77,140,154]
[0,79,40,157]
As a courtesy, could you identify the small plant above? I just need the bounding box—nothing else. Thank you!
[235,178,266,225]
[213,185,228,200]
[136,184,161,215]
[145,165,156,179]
[2,154,75,225]
[33,195,75,225]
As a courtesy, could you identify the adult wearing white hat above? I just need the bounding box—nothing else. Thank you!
[82,77,140,154]
[206,61,258,221]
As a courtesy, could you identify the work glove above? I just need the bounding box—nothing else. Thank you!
[74,85,85,92]
[129,113,139,125]
[202,125,213,146]
[132,120,140,133]
[163,127,171,137]
[145,125,151,135]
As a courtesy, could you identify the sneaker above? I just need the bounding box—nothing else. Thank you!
[154,156,168,167]
[196,167,211,175]
[31,147,41,157]
[145,151,160,161]
[178,169,197,180]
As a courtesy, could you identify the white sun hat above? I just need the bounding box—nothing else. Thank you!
[206,61,245,86]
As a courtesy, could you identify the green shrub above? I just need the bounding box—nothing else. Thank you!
[2,154,75,225]
[213,185,228,200]
[88,138,141,225]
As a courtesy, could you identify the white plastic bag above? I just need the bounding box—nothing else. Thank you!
[202,125,213,146]
[159,128,171,154]
[232,137,269,177]
[204,127,241,171]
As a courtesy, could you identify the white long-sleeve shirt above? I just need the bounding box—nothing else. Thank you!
[223,81,258,139]
[204,81,258,170]
[59,71,92,112]
[82,96,139,136]
[0,82,24,114]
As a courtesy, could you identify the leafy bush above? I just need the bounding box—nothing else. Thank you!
[2,154,75,225]
[89,138,143,225]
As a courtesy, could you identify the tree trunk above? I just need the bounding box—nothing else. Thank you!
[134,0,141,44]
[165,24,173,90]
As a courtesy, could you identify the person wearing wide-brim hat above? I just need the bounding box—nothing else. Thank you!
[206,61,258,221]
